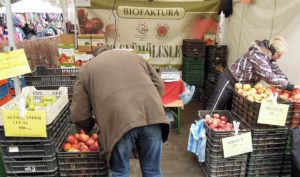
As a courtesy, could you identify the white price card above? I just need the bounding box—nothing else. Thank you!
[257,102,289,126]
[222,132,253,158]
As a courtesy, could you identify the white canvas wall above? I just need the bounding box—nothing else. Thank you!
[224,0,300,85]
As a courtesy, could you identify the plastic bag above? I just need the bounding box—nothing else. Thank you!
[180,82,195,105]
[187,119,206,162]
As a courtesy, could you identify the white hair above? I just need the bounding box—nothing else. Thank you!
[270,36,288,54]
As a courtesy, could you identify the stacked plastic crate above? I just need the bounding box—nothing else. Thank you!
[0,80,11,106]
[7,77,26,97]
[231,91,292,177]
[182,39,206,100]
[203,45,227,104]
[280,101,300,176]
[24,65,79,102]
[199,110,249,177]
[0,87,70,176]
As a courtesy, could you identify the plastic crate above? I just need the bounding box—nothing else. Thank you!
[205,59,227,71]
[24,65,79,86]
[280,153,291,177]
[0,94,11,107]
[202,151,247,177]
[206,45,227,57]
[0,115,70,159]
[3,154,58,174]
[5,168,58,177]
[234,115,288,157]
[0,86,69,126]
[232,91,292,129]
[0,80,7,87]
[246,156,283,177]
[0,84,9,99]
[57,152,108,177]
[7,77,26,89]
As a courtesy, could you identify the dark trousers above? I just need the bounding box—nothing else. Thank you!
[205,72,235,111]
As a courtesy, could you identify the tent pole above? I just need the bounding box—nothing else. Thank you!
[4,0,21,95]
[73,0,77,48]
[60,0,67,33]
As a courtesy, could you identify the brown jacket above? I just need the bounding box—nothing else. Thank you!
[70,50,170,164]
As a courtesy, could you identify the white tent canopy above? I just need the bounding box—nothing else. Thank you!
[0,0,62,14]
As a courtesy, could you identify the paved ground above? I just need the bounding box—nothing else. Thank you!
[130,101,206,177]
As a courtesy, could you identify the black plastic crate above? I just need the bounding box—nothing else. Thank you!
[0,104,70,142]
[246,156,283,177]
[183,39,205,46]
[5,168,58,177]
[57,152,108,177]
[205,59,227,71]
[232,91,292,129]
[0,121,70,159]
[3,154,58,174]
[280,153,291,177]
[234,115,288,157]
[206,45,227,57]
[202,151,247,177]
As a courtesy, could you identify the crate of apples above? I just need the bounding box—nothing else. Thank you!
[63,129,99,152]
[204,113,234,131]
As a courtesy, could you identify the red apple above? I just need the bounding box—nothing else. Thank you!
[66,135,77,145]
[92,133,98,141]
[78,134,89,142]
[86,138,95,146]
[213,114,220,119]
[72,144,80,150]
[63,143,72,151]
[89,143,99,151]
[74,133,80,139]
[220,116,227,122]
[79,129,86,134]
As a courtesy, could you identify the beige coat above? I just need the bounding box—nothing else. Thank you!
[70,50,170,164]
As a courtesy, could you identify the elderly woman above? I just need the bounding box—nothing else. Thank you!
[206,36,296,110]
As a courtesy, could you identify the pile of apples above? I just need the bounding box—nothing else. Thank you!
[235,83,273,103]
[274,88,300,102]
[63,129,99,152]
[204,113,234,131]
[25,95,57,111]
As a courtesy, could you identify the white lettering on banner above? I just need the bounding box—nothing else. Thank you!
[118,6,185,19]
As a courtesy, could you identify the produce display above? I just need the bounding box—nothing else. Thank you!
[273,88,300,102]
[235,83,273,103]
[63,129,99,152]
[204,113,234,131]
[25,95,57,111]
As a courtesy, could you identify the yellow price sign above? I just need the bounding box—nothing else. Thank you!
[257,102,289,126]
[0,49,31,80]
[2,110,47,137]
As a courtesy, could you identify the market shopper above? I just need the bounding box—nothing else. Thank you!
[70,46,170,177]
[206,36,296,110]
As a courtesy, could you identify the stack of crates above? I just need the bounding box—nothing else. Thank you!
[203,45,227,103]
[182,39,206,100]
[231,91,292,177]
[0,80,11,106]
[280,132,292,177]
[0,87,70,176]
[199,110,249,177]
[24,65,79,102]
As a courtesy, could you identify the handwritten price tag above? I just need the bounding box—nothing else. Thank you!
[0,49,31,80]
[222,132,252,158]
[257,102,289,126]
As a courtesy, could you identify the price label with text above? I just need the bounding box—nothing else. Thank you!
[0,49,31,80]
[257,102,289,126]
[2,110,47,137]
[222,132,252,158]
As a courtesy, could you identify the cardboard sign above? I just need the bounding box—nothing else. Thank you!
[0,49,31,80]
[222,132,253,158]
[257,102,289,126]
[2,110,47,137]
